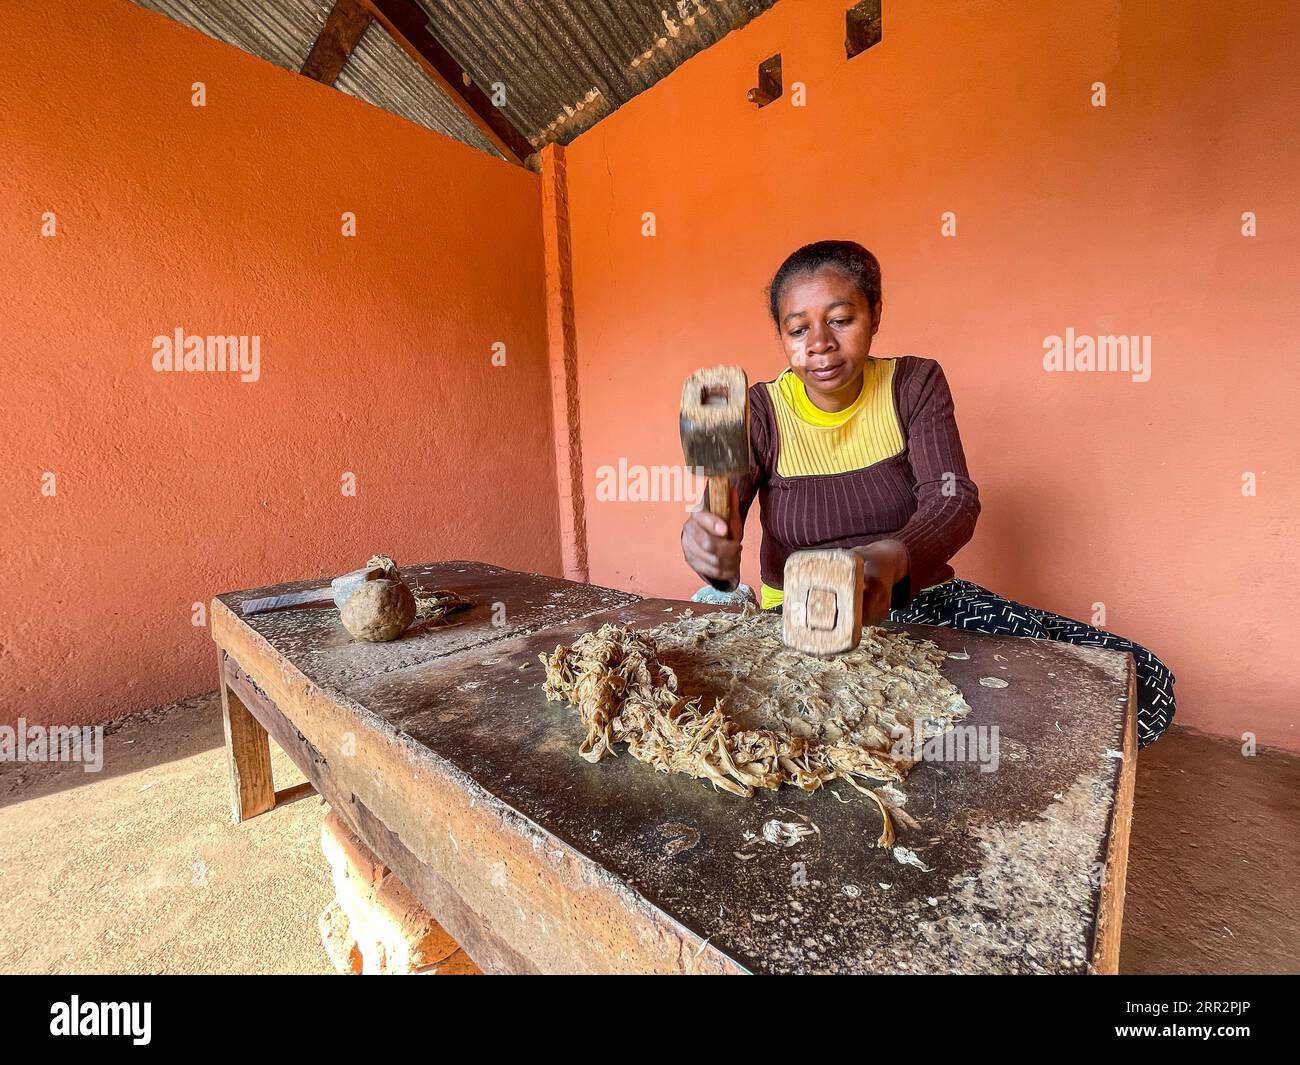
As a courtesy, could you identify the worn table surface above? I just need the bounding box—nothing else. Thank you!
[213,564,1136,974]
[217,560,638,693]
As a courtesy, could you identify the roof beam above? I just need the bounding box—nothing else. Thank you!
[361,0,533,164]
[302,0,373,87]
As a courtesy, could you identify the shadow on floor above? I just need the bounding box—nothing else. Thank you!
[0,693,225,810]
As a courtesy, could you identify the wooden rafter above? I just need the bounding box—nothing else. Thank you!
[302,0,373,87]
[361,0,533,164]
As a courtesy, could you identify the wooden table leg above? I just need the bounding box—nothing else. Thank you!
[1091,660,1139,974]
[219,649,276,823]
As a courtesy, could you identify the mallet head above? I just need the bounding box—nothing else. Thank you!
[679,365,750,478]
[782,549,865,656]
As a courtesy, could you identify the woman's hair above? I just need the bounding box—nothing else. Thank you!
[766,240,882,327]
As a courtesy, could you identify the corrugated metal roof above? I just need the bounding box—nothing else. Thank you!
[131,0,497,149]
[132,0,331,69]
[415,0,779,147]
[130,0,780,155]
[336,20,502,156]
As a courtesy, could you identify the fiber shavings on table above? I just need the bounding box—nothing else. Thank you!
[539,607,969,846]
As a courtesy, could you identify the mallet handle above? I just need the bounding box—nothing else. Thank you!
[707,475,738,593]
[708,475,731,524]
[241,588,331,615]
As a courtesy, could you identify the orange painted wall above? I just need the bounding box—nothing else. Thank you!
[565,0,1300,749]
[0,0,560,726]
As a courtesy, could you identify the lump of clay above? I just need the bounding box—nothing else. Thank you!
[340,579,416,642]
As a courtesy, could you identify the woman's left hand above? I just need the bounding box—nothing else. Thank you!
[852,539,909,623]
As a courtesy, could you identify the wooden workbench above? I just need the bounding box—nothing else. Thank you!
[211,561,1137,974]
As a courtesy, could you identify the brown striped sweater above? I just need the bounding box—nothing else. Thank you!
[737,356,980,607]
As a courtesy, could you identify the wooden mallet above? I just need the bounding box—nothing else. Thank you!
[782,549,865,656]
[679,365,750,592]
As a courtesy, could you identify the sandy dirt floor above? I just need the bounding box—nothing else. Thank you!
[0,694,333,974]
[0,695,1295,974]
[1121,724,1300,974]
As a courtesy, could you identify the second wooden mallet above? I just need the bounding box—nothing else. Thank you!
[679,365,750,592]
[782,549,865,656]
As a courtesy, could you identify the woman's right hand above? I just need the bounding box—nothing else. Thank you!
[681,509,741,586]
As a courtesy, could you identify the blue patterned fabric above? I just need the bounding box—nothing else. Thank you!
[888,578,1174,747]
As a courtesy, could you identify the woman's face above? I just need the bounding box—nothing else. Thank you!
[776,266,881,410]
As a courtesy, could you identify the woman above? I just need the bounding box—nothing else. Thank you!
[680,240,1174,747]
